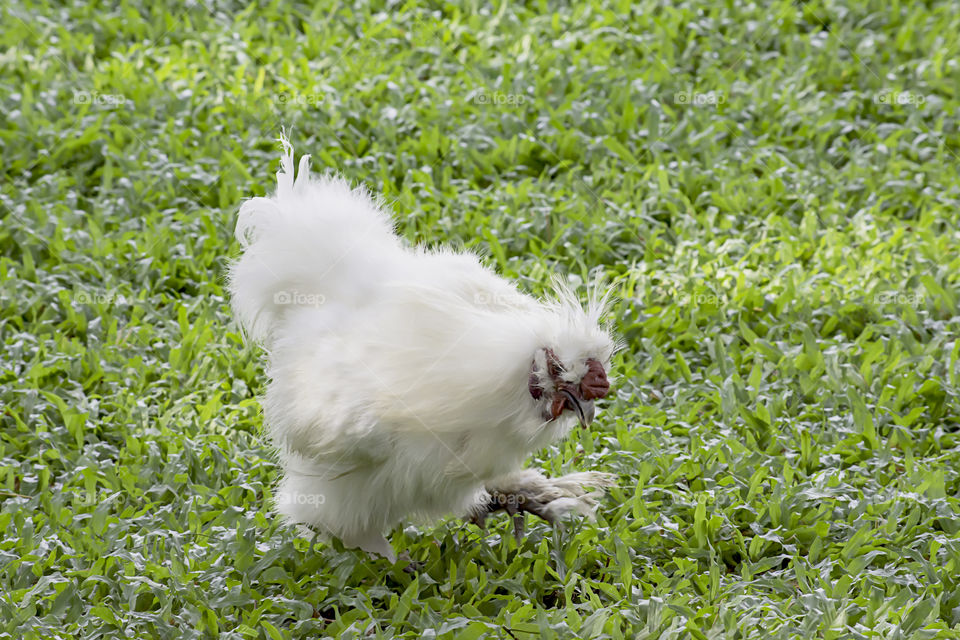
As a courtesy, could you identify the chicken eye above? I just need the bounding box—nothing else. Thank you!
[544,347,564,380]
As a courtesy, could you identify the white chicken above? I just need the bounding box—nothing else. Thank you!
[229,138,617,561]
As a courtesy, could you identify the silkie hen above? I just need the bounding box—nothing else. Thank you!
[229,138,617,561]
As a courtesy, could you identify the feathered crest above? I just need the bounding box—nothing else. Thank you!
[277,132,312,199]
[547,274,615,327]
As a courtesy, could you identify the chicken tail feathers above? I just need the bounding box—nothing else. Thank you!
[229,135,402,345]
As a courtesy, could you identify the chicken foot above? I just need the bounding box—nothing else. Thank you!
[468,469,616,541]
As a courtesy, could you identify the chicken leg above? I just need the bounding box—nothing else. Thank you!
[469,469,616,541]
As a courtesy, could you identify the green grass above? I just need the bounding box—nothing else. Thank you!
[3,0,960,637]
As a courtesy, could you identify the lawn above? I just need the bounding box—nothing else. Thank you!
[2,0,960,638]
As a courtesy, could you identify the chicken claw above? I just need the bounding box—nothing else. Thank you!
[469,469,616,542]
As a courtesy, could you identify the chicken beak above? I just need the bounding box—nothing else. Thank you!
[560,389,595,428]
[580,400,596,427]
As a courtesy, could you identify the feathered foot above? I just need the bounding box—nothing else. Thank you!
[469,469,616,541]
[341,530,397,563]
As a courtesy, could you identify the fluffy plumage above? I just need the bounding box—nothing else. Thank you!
[230,138,617,560]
